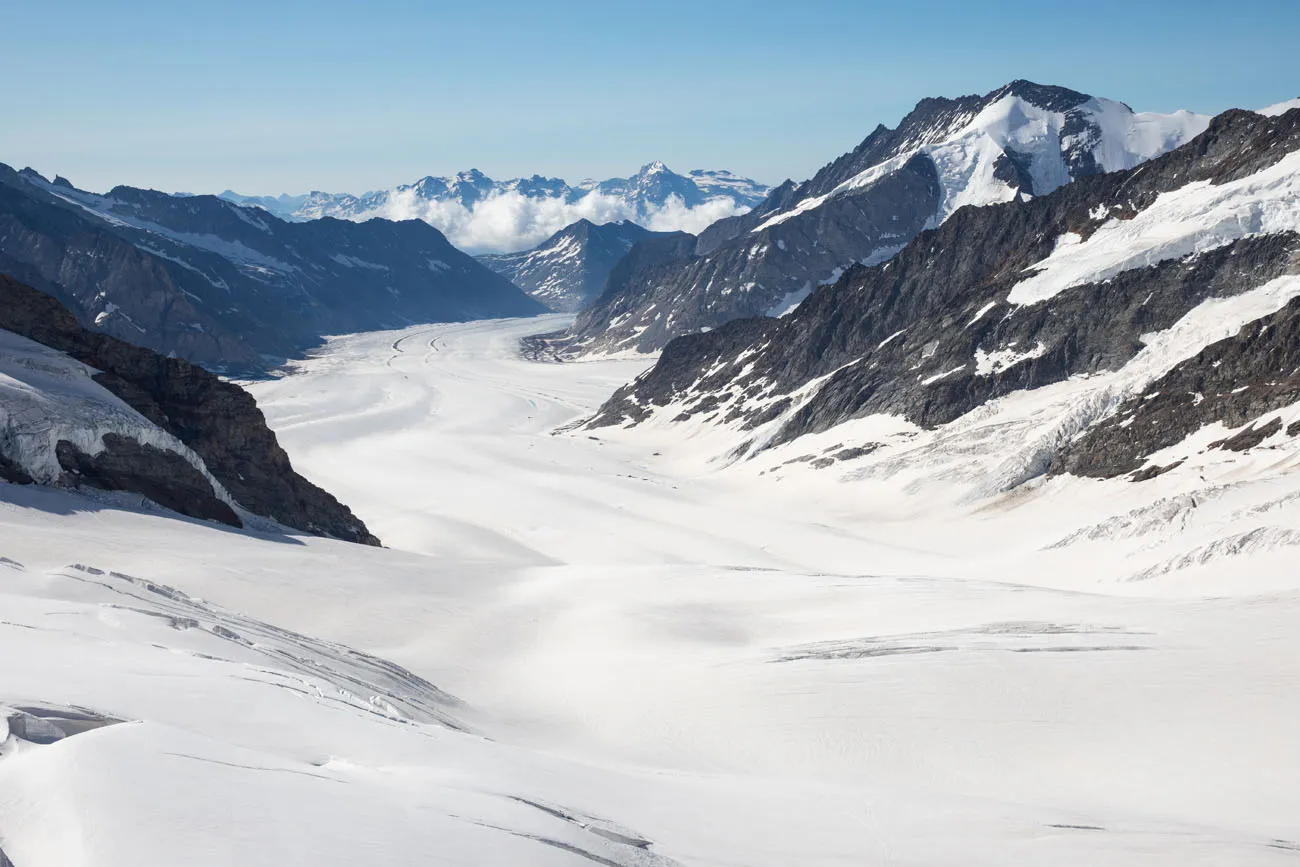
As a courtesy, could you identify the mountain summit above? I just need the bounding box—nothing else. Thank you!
[561,81,1209,356]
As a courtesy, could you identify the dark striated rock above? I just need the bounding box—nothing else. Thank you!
[590,108,1300,484]
[56,435,241,526]
[1056,296,1300,478]
[0,446,34,485]
[1214,417,1284,452]
[0,274,380,544]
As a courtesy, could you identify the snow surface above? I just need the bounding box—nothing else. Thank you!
[1009,149,1300,305]
[2,315,1299,865]
[1257,97,1300,117]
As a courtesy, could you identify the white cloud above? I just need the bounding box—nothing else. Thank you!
[641,195,750,235]
[357,190,751,254]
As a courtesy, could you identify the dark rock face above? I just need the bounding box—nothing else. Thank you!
[0,167,545,372]
[589,108,1300,483]
[0,449,34,485]
[56,435,241,527]
[565,80,1194,356]
[569,155,940,355]
[478,220,667,313]
[0,274,380,544]
[1055,297,1300,478]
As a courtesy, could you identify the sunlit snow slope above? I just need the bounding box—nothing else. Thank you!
[1,316,1298,865]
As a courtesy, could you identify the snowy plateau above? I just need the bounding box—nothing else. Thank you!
[1,313,1299,866]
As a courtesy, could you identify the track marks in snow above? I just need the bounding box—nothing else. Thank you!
[773,621,1153,662]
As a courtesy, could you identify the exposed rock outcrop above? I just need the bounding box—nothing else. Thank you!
[56,435,241,527]
[1055,296,1300,478]
[0,274,380,544]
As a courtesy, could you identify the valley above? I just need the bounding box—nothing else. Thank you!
[2,315,1296,865]
[1,15,1297,856]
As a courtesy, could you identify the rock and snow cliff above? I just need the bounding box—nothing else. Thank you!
[563,81,1209,356]
[588,106,1300,496]
[0,274,379,543]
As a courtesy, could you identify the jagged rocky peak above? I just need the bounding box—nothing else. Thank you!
[586,105,1300,497]
[0,273,381,543]
[559,79,1211,358]
[479,218,670,314]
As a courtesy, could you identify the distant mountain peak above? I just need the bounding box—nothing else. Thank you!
[230,164,769,254]
[479,218,672,313]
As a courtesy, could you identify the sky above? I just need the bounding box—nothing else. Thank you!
[3,0,1298,195]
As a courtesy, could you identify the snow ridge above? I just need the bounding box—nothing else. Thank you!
[755,93,1209,234]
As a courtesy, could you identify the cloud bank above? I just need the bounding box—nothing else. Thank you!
[368,190,752,254]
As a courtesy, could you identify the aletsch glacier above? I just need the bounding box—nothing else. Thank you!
[1,81,1300,867]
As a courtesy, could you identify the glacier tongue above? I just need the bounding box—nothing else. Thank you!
[2,315,1300,865]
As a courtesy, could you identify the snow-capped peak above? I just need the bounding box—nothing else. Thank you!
[753,83,1210,233]
[1258,97,1300,118]
[236,163,769,253]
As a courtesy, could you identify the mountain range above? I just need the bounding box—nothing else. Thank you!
[588,104,1300,495]
[558,81,1211,356]
[219,163,770,254]
[0,166,543,371]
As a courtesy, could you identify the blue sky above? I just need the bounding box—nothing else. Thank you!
[3,0,1296,194]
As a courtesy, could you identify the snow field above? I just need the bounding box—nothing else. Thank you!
[2,314,1299,864]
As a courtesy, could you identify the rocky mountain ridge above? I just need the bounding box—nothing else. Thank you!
[0,165,543,371]
[562,80,1210,357]
[587,106,1300,495]
[477,219,670,312]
